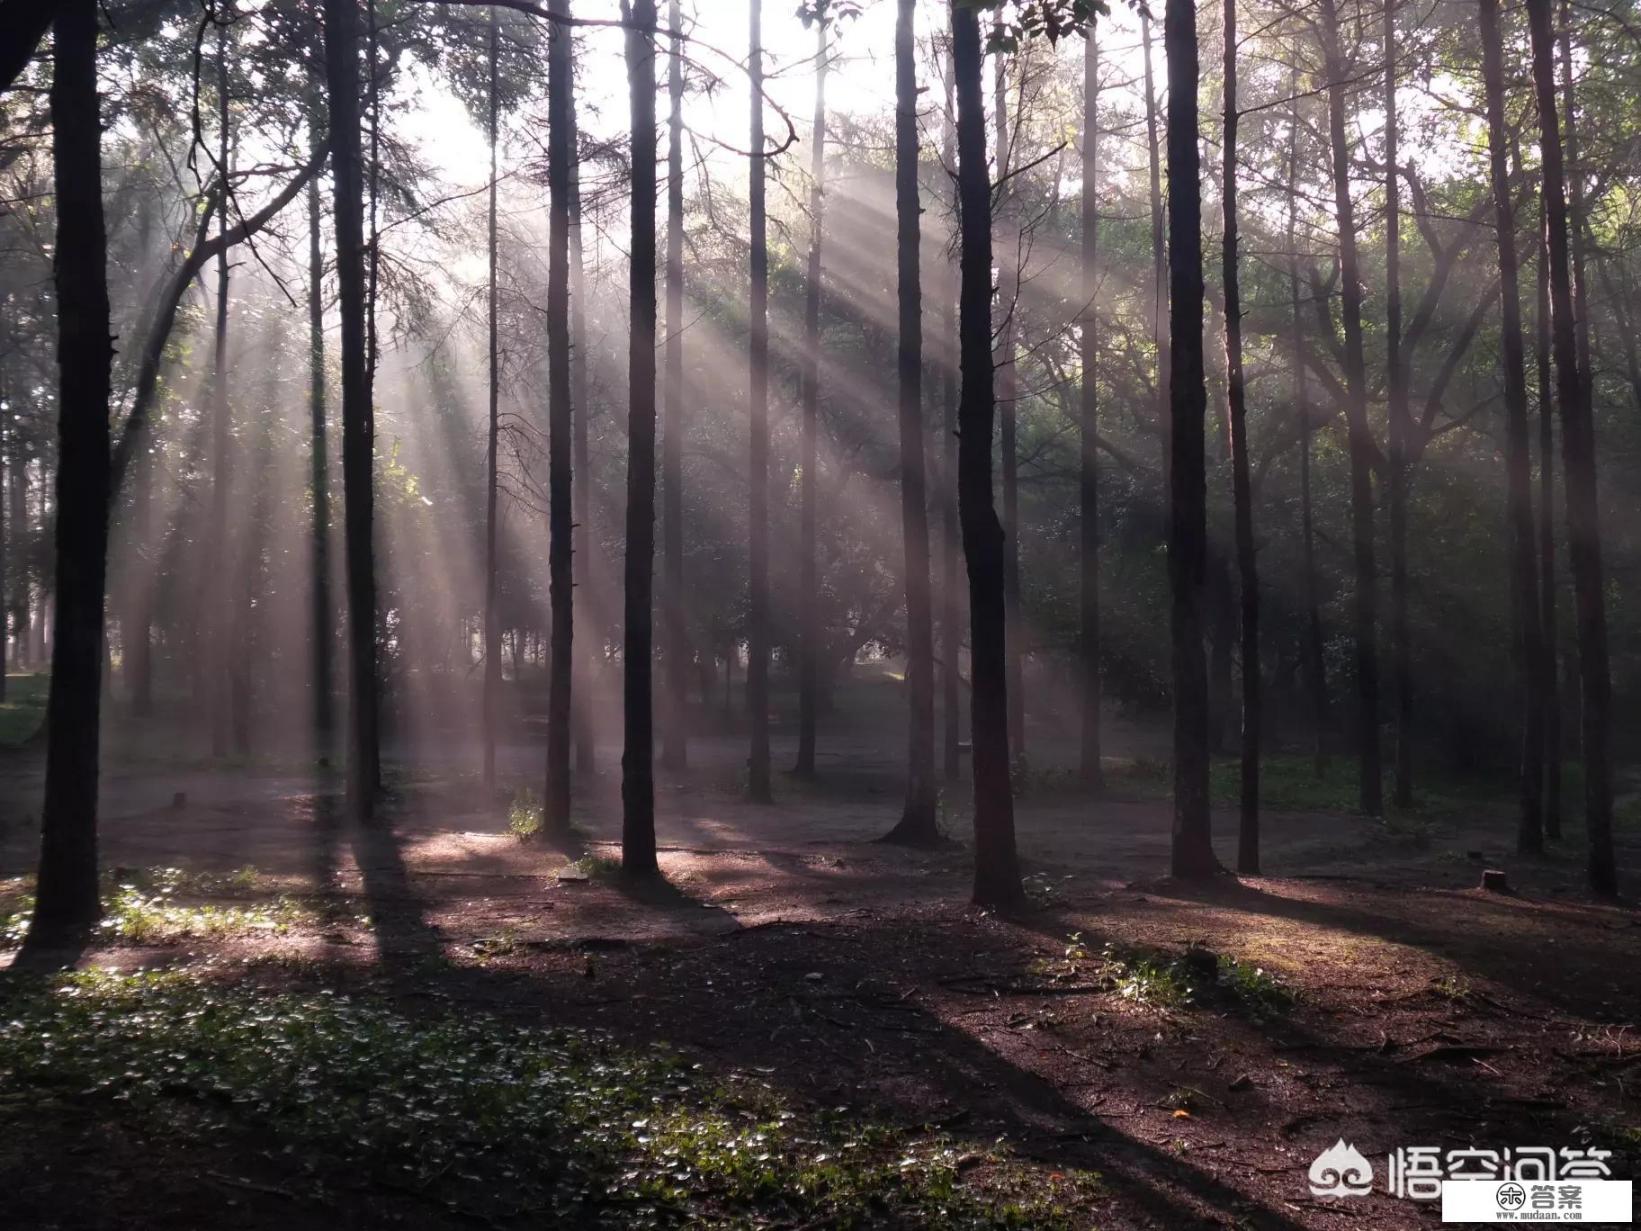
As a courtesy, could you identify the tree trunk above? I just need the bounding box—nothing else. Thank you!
[882,0,937,845]
[1078,20,1103,791]
[1527,0,1615,895]
[1479,0,1547,856]
[568,16,595,778]
[30,0,112,939]
[1384,0,1413,810]
[660,0,688,773]
[1537,222,1562,839]
[1558,0,1592,400]
[324,0,379,821]
[308,103,333,753]
[745,0,772,804]
[1142,10,1168,459]
[794,16,826,780]
[482,6,501,795]
[1318,0,1383,817]
[208,24,233,759]
[952,4,1021,910]
[939,56,962,784]
[1165,0,1215,880]
[621,0,660,875]
[1288,78,1327,777]
[1222,0,1259,874]
[545,0,575,835]
[993,25,1024,762]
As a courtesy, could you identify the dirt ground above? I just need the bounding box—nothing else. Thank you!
[2,692,1638,1230]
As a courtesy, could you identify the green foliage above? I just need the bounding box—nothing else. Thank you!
[509,786,544,840]
[1059,937,1294,1019]
[0,867,314,948]
[0,970,1101,1228]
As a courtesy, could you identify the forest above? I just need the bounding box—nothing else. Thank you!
[1,0,1639,1225]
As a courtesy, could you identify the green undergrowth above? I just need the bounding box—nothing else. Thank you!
[0,969,1101,1227]
[1059,934,1293,1021]
[0,866,320,948]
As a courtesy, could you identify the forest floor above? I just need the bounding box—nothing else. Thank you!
[0,675,1638,1229]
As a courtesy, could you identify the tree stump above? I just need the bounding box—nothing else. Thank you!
[1480,869,1511,893]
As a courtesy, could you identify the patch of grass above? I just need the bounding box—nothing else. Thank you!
[0,672,48,746]
[0,866,317,948]
[1060,936,1293,1019]
[0,969,1101,1228]
[1101,942,1200,1009]
[562,853,623,881]
[509,787,544,840]
[1216,955,1295,1020]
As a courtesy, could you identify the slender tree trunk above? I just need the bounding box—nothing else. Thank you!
[1558,0,1592,400]
[1318,0,1383,817]
[660,0,688,773]
[1480,0,1547,855]
[1527,0,1615,895]
[1287,79,1327,777]
[992,25,1024,761]
[883,0,937,844]
[482,7,501,795]
[30,0,112,939]
[308,106,333,753]
[1166,0,1215,879]
[1536,232,1562,838]
[1384,0,1413,810]
[1222,0,1258,874]
[794,16,826,780]
[568,20,595,778]
[621,0,660,875]
[940,57,962,784]
[745,0,772,804]
[1142,10,1168,457]
[952,3,1021,910]
[545,0,576,835]
[1078,21,1103,791]
[324,0,379,821]
[208,24,233,759]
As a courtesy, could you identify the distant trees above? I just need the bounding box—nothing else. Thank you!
[660,0,689,775]
[745,0,773,805]
[1078,19,1102,793]
[1527,0,1616,895]
[482,6,502,794]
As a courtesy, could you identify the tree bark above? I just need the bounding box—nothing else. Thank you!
[940,52,962,784]
[30,0,112,939]
[324,0,379,821]
[482,6,501,795]
[1287,76,1327,778]
[1318,0,1383,817]
[208,22,234,760]
[1142,10,1168,460]
[1222,0,1259,874]
[568,14,595,778]
[308,103,333,753]
[1479,0,1547,855]
[952,4,1021,910]
[660,0,688,773]
[1527,0,1615,895]
[621,0,660,875]
[745,0,772,804]
[794,15,826,780]
[882,0,937,845]
[1078,20,1103,792]
[1166,0,1216,879]
[1384,0,1413,810]
[993,24,1024,762]
[545,0,575,835]
[1537,220,1562,839]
